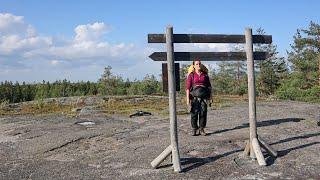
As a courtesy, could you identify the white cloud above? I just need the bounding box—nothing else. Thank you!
[175,43,231,52]
[0,13,24,34]
[50,60,60,66]
[26,25,36,37]
[0,13,52,57]
[0,35,52,55]
[1,13,237,82]
[21,20,137,65]
[0,13,147,82]
[74,22,111,42]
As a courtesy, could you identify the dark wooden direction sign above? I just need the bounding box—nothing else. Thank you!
[148,33,272,62]
[150,52,269,61]
[162,63,180,92]
[148,34,272,44]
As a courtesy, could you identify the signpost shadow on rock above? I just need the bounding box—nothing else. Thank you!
[148,26,277,172]
[207,118,305,136]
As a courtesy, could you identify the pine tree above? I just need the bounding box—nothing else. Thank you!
[229,44,247,95]
[13,81,22,103]
[255,28,288,96]
[98,66,126,95]
[179,64,190,95]
[213,44,247,96]
[287,21,319,89]
[276,21,320,102]
[214,62,235,94]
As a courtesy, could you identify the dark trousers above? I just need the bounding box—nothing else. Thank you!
[190,98,207,129]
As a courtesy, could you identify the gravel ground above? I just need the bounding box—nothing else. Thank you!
[0,100,319,179]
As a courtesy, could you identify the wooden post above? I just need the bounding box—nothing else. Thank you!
[245,28,258,159]
[245,28,269,166]
[166,25,181,172]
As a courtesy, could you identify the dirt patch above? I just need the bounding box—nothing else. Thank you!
[0,100,319,179]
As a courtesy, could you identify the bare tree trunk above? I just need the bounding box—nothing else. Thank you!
[318,53,320,86]
[235,63,240,94]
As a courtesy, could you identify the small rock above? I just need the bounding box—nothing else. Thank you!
[79,106,101,116]
[188,150,200,156]
[88,164,101,168]
[71,108,82,112]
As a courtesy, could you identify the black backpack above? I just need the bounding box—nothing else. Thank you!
[189,73,209,99]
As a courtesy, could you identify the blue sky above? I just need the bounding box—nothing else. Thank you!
[0,0,319,83]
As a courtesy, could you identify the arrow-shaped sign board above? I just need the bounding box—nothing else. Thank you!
[149,52,269,61]
[148,34,272,44]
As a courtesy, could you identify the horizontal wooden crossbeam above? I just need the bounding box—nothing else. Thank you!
[148,34,272,44]
[149,52,269,61]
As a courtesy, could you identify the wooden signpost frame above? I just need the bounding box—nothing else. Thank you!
[148,26,277,172]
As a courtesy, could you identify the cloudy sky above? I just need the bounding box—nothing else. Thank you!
[0,0,319,83]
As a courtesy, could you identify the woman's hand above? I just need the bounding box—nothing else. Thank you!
[208,88,213,107]
[186,89,190,105]
[187,99,192,112]
[186,89,191,112]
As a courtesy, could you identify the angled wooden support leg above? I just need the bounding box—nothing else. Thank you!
[244,140,250,156]
[151,145,172,168]
[258,136,278,157]
[250,140,256,159]
[252,138,267,166]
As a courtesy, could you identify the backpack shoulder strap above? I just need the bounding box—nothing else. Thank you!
[191,72,194,88]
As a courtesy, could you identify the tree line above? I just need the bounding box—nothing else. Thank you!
[0,22,319,103]
[0,72,161,104]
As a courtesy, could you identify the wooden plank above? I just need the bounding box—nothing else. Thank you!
[252,138,267,166]
[150,52,268,61]
[258,136,278,157]
[151,145,172,168]
[148,34,272,44]
[162,63,180,92]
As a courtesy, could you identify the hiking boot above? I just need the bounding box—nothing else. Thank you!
[191,129,198,136]
[199,128,207,136]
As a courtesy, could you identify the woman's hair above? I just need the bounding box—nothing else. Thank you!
[192,58,201,65]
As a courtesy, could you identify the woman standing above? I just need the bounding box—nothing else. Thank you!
[186,59,212,136]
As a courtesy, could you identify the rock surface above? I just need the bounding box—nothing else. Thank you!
[0,100,319,179]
